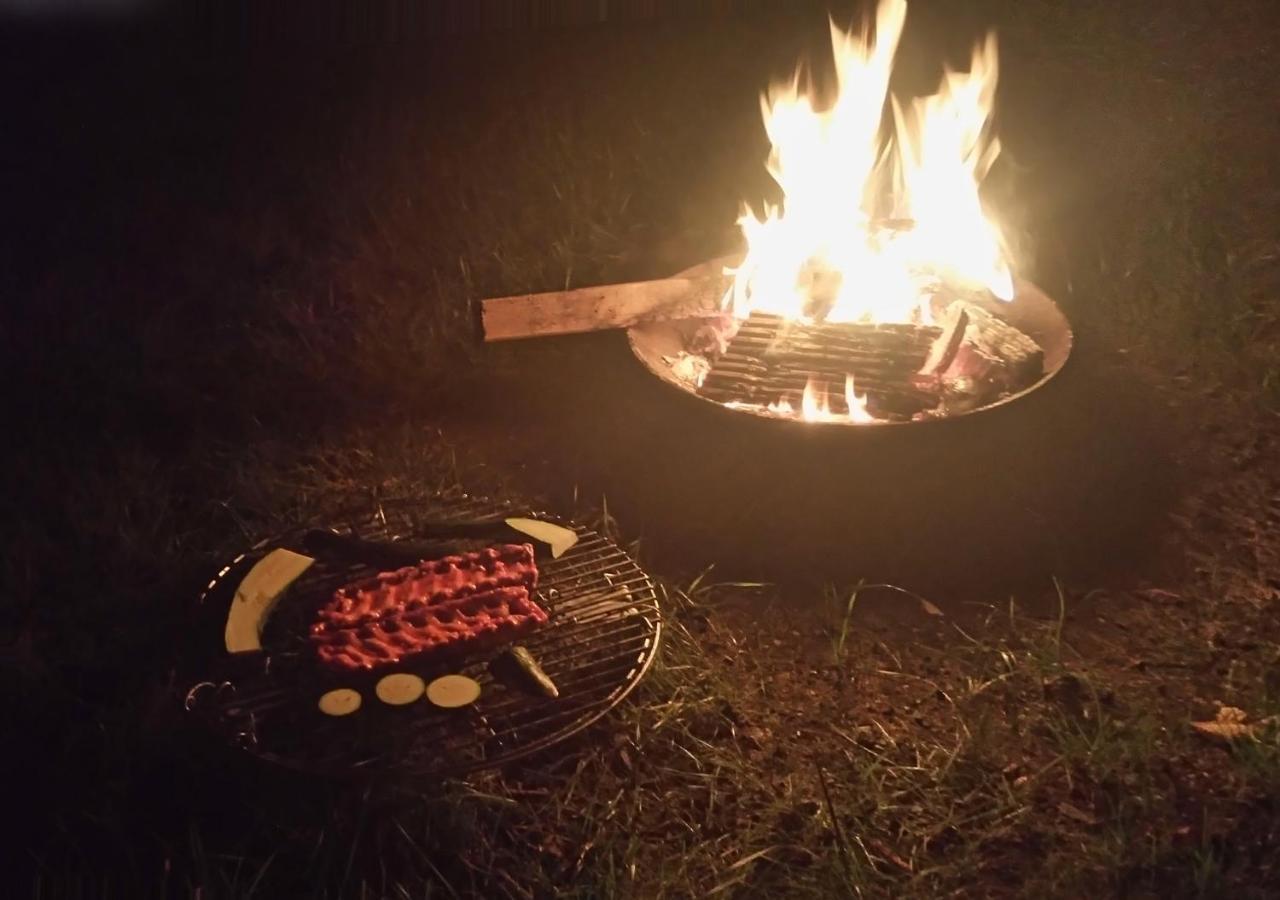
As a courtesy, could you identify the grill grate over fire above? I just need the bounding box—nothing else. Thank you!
[700,313,944,421]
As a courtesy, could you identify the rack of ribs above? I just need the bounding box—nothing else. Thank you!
[309,544,546,672]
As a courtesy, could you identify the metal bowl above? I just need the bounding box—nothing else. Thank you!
[626,256,1073,427]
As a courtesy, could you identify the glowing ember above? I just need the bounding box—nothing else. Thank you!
[718,0,1013,423]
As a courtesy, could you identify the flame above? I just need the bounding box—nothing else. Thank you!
[721,374,875,423]
[725,0,1012,325]
[800,378,835,421]
[844,374,874,424]
[787,375,875,424]
[767,396,795,416]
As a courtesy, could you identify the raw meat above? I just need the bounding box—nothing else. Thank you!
[313,584,548,672]
[310,543,537,635]
[308,543,546,672]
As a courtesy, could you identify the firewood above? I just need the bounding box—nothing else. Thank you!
[916,300,1043,397]
[481,273,726,341]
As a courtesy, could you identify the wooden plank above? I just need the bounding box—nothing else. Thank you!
[480,274,725,341]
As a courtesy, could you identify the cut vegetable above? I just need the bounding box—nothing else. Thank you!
[426,674,481,709]
[318,688,362,717]
[225,548,315,653]
[376,673,426,706]
[490,646,559,698]
[505,517,578,559]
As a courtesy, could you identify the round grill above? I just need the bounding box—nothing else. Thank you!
[182,495,661,777]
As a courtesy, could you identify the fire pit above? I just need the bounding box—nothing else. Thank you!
[634,0,1072,427]
[627,257,1071,427]
[480,0,1073,429]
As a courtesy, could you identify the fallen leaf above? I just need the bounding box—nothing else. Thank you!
[1191,705,1259,741]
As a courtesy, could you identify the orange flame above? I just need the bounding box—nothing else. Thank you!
[725,0,1012,325]
[785,375,875,424]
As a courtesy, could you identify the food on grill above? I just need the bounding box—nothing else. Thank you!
[318,688,362,717]
[426,674,481,709]
[313,583,549,671]
[503,517,579,559]
[490,645,559,699]
[225,548,315,653]
[311,544,538,635]
[375,673,426,706]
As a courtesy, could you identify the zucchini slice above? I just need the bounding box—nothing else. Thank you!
[426,674,481,709]
[376,673,426,706]
[318,688,362,717]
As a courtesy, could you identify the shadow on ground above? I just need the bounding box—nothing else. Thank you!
[449,328,1180,605]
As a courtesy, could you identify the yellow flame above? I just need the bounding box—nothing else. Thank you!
[844,374,875,423]
[726,0,1012,324]
[790,376,876,424]
[800,378,832,420]
[767,396,795,416]
[723,375,877,424]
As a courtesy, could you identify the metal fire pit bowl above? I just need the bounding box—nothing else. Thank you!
[181,494,661,779]
[627,256,1073,428]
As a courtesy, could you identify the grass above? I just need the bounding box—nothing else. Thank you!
[6,1,1280,897]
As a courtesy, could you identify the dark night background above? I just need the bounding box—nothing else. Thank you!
[3,1,1280,897]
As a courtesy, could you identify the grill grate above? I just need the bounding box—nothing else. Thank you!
[183,495,661,777]
[699,312,943,420]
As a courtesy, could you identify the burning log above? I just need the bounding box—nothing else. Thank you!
[481,273,726,341]
[915,300,1044,410]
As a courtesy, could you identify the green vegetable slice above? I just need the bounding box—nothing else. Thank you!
[490,646,559,698]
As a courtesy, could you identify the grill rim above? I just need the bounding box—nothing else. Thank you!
[180,493,662,779]
[627,255,1074,428]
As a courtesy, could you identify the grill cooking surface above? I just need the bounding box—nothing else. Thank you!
[699,313,943,419]
[184,495,661,777]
